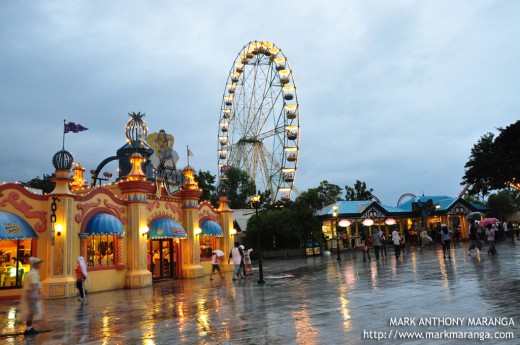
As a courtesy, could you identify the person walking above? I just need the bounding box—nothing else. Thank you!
[468,219,482,255]
[239,245,247,277]
[20,257,43,335]
[75,256,90,302]
[360,233,371,262]
[392,230,401,259]
[228,242,244,280]
[209,251,224,280]
[440,224,452,259]
[507,221,515,244]
[372,229,382,260]
[400,231,406,255]
[379,229,387,257]
[243,246,253,275]
[486,224,498,256]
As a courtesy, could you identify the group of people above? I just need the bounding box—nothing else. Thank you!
[209,242,254,281]
[359,229,395,261]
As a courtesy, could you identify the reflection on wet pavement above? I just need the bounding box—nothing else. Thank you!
[1,242,519,344]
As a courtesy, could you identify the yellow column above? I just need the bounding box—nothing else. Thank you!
[42,169,77,299]
[218,194,234,272]
[119,180,154,288]
[180,166,204,278]
[119,154,155,288]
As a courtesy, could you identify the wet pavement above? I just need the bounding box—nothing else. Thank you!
[1,241,520,344]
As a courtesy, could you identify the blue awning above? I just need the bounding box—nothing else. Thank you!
[85,213,124,236]
[0,211,38,240]
[148,218,187,239]
[200,220,223,237]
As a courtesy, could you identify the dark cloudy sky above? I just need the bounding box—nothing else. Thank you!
[1,0,519,205]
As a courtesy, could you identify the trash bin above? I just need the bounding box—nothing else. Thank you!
[305,242,313,256]
[313,241,321,256]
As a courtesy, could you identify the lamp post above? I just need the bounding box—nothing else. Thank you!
[251,193,265,284]
[333,205,341,261]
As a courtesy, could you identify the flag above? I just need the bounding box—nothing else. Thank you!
[64,122,88,133]
[187,148,194,157]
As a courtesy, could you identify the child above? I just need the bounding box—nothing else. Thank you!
[210,251,224,280]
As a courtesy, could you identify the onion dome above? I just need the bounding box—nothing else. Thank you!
[217,181,230,197]
[52,149,74,170]
[125,112,148,142]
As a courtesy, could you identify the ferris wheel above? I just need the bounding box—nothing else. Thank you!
[217,41,300,203]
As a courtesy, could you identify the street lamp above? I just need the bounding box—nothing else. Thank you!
[332,205,341,261]
[250,193,265,284]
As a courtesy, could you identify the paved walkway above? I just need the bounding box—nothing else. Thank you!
[1,241,519,344]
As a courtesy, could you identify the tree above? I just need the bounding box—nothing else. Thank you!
[194,170,217,205]
[487,190,516,220]
[225,167,256,209]
[462,120,520,195]
[461,132,498,196]
[316,181,342,207]
[345,180,374,201]
[20,174,56,194]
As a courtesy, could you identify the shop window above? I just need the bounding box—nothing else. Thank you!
[87,235,115,267]
[0,239,32,289]
[200,237,220,261]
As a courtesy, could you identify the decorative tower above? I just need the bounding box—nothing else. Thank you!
[70,163,88,191]
[217,181,234,271]
[116,112,154,181]
[119,152,155,287]
[42,149,77,299]
[179,165,204,278]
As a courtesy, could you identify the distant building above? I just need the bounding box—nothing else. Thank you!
[316,196,490,249]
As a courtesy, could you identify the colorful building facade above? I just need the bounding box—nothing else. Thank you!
[316,196,490,249]
[0,115,234,300]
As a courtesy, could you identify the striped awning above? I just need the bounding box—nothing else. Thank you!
[0,211,38,240]
[148,218,187,239]
[85,213,124,236]
[200,220,223,237]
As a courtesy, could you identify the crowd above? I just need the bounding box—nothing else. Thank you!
[355,218,518,262]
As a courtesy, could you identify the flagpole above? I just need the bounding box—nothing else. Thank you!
[63,119,66,149]
[187,145,190,166]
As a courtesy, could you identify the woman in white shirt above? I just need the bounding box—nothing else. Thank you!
[391,230,401,259]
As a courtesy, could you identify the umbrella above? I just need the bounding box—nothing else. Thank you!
[479,218,500,226]
[212,249,225,257]
[466,212,485,221]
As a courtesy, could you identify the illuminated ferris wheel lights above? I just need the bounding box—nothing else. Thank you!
[282,86,295,100]
[235,62,244,73]
[218,150,227,159]
[224,95,233,106]
[230,72,240,82]
[246,47,254,58]
[282,168,295,182]
[285,104,298,119]
[278,69,291,85]
[274,57,286,71]
[222,110,232,119]
[285,147,298,162]
[220,122,229,132]
[240,53,249,64]
[280,188,292,201]
[286,125,298,140]
[219,136,228,146]
[227,83,236,94]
